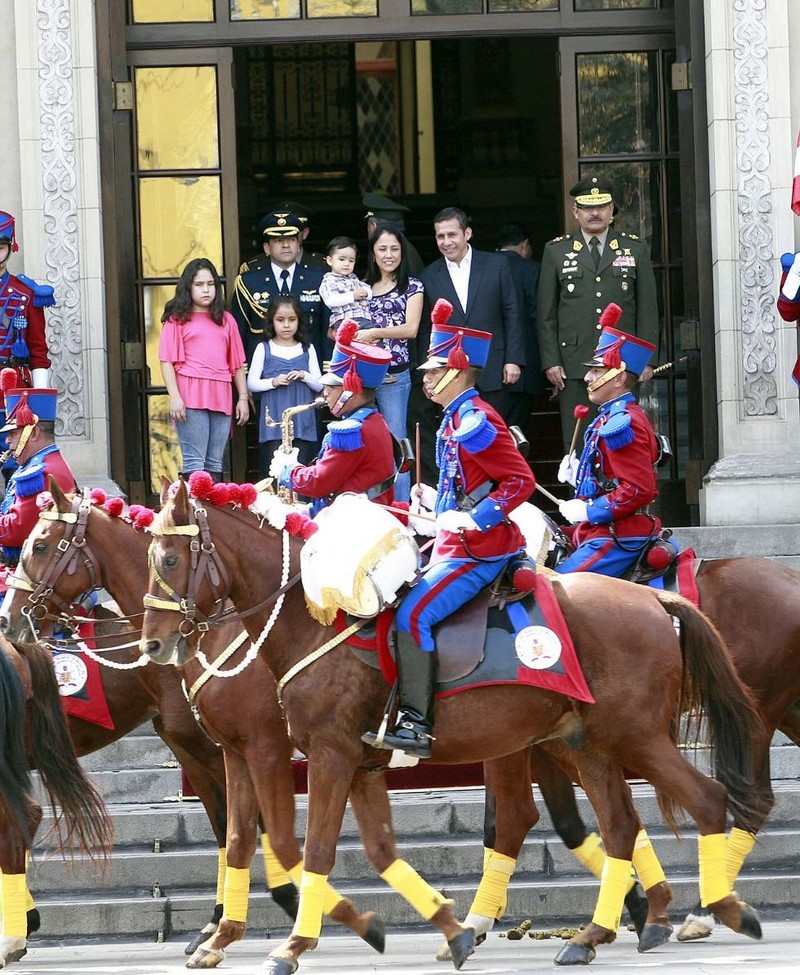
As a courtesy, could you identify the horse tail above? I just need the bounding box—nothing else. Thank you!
[654,590,767,835]
[0,645,35,844]
[18,642,114,860]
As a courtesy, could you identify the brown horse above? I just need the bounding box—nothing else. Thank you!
[139,482,767,971]
[479,555,800,945]
[0,634,113,966]
[0,485,383,969]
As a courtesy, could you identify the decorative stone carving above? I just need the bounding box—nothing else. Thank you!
[37,0,84,437]
[733,0,778,416]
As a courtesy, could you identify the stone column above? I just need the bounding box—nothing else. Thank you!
[13,0,116,491]
[700,0,800,524]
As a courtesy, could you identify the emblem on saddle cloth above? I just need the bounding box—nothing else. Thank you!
[53,651,88,695]
[300,493,419,625]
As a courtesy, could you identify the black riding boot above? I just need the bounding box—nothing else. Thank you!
[362,632,436,758]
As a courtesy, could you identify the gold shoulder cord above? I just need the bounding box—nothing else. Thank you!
[233,274,268,322]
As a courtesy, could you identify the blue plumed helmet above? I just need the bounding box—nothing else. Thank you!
[0,211,18,252]
[0,369,57,433]
[320,320,391,393]
[584,304,655,377]
[418,299,492,371]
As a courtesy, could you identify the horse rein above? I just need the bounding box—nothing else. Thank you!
[144,498,302,637]
[7,496,145,661]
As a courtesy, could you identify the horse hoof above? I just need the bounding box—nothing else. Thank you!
[624,882,649,937]
[185,945,225,969]
[435,941,452,962]
[263,956,299,975]
[26,908,41,937]
[0,938,27,968]
[184,926,218,956]
[637,923,672,953]
[676,913,714,942]
[359,915,386,954]
[738,904,762,941]
[448,927,476,971]
[554,942,596,966]
[270,882,300,921]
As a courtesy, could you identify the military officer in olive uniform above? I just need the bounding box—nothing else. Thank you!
[537,176,659,449]
[231,209,329,364]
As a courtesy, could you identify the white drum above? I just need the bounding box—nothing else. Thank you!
[301,493,420,622]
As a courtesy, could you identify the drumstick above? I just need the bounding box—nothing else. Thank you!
[535,483,563,506]
[415,422,421,493]
[568,404,590,457]
[380,503,435,523]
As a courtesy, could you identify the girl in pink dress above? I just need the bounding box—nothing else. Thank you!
[158,258,249,481]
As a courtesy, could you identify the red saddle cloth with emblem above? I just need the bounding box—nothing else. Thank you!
[335,571,595,704]
[52,615,115,730]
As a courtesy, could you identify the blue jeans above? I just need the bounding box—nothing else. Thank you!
[375,368,411,502]
[176,408,231,474]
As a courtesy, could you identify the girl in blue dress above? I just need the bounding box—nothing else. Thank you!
[246,295,323,476]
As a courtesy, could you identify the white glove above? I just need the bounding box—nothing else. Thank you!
[268,447,300,480]
[782,253,800,301]
[557,451,580,487]
[436,509,479,534]
[558,499,588,525]
[410,482,437,512]
[31,368,50,387]
[408,512,437,538]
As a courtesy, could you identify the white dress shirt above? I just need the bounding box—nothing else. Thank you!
[445,245,473,313]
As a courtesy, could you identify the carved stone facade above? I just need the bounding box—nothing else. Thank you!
[7,0,112,487]
[700,0,800,523]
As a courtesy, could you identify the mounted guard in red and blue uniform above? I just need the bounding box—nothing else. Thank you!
[555,304,678,577]
[0,210,54,476]
[362,300,535,758]
[269,320,395,514]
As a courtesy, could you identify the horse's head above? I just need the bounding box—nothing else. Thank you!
[0,478,97,645]
[140,480,234,667]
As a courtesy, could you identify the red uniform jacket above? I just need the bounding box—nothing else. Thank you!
[0,272,51,370]
[433,391,535,561]
[289,408,395,507]
[0,447,77,555]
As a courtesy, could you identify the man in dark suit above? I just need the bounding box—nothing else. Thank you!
[420,207,524,418]
[496,222,543,432]
[230,209,328,364]
[538,176,659,449]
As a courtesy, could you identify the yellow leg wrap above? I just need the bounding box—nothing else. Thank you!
[726,827,756,888]
[698,833,728,908]
[215,847,227,905]
[293,871,328,940]
[591,856,631,932]
[261,834,293,890]
[470,852,516,920]
[282,860,341,916]
[223,866,250,924]
[483,847,493,871]
[381,858,452,921]
[25,884,35,913]
[572,832,606,880]
[1,874,27,938]
[633,829,667,890]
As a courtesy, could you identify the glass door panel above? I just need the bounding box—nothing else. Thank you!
[128,49,238,497]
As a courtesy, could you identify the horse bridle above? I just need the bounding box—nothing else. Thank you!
[144,496,302,638]
[8,494,102,629]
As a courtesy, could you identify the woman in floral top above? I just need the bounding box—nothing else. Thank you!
[360,227,424,502]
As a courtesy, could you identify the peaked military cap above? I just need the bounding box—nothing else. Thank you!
[362,192,411,222]
[257,210,303,238]
[569,176,615,208]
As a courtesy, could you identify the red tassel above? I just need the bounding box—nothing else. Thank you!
[446,346,469,370]
[601,336,624,370]
[337,320,359,346]
[343,358,363,395]
[88,487,107,506]
[237,483,257,508]
[599,303,622,328]
[104,497,125,517]
[15,397,35,427]
[431,298,453,325]
[208,483,232,506]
